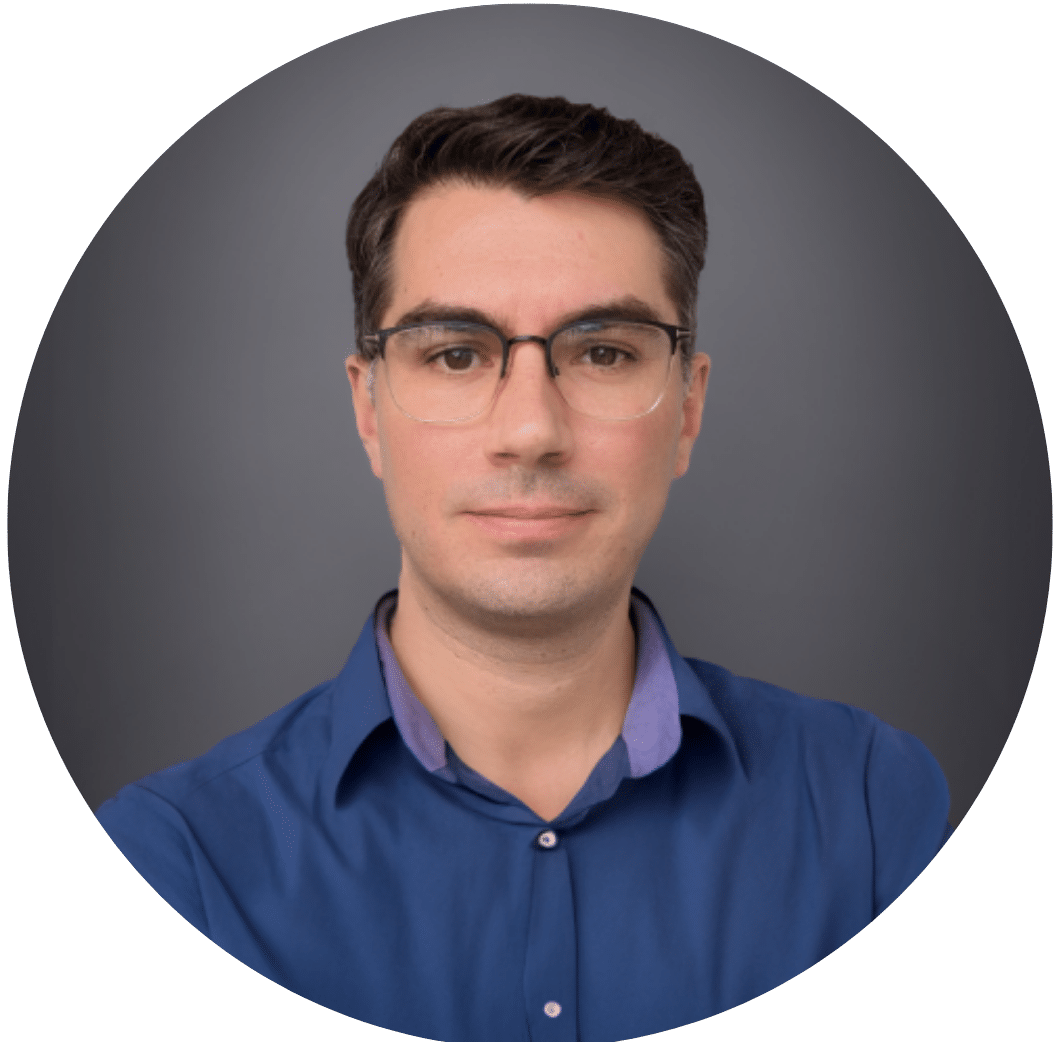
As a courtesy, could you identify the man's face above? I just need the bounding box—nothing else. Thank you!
[346,183,709,631]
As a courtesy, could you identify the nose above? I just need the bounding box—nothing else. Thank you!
[483,339,574,467]
[500,335,552,376]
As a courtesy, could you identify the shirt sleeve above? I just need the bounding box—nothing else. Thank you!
[865,721,952,917]
[96,783,210,934]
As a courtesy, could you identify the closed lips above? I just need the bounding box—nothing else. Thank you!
[468,508,591,518]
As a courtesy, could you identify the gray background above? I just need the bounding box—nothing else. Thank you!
[9,6,1049,822]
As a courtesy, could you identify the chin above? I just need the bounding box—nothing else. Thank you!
[437,563,625,631]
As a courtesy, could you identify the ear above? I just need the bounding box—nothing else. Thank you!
[673,352,711,478]
[345,354,384,480]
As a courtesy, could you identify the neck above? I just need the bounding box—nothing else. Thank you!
[388,570,637,821]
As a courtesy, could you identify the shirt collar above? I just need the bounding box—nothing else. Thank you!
[322,588,739,804]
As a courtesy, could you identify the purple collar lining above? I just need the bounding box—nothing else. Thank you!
[373,592,681,779]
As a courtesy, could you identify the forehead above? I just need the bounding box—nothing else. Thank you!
[384,183,675,329]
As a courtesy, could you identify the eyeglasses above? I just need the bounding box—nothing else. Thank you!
[363,319,690,423]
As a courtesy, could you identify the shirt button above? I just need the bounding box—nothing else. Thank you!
[537,829,558,849]
[544,1001,562,1018]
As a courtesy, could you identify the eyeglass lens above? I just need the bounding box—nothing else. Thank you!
[382,322,673,422]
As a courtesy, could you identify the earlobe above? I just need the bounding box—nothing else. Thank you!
[345,354,384,480]
[674,353,711,478]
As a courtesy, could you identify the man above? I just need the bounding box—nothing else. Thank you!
[97,95,950,1041]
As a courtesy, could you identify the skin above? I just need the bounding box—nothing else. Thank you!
[346,183,710,820]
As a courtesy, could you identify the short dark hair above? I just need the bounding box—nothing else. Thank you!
[346,94,708,366]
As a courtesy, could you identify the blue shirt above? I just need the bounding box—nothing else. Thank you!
[97,590,951,1041]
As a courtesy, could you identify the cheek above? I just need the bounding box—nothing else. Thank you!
[589,422,678,516]
[378,426,425,529]
[379,426,467,528]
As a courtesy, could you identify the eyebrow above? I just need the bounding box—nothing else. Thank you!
[388,295,672,332]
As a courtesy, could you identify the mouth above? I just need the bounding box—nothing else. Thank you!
[468,506,593,520]
[463,505,595,540]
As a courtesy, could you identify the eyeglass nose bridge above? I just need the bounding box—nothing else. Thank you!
[499,335,560,380]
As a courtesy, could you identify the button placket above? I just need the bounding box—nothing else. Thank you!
[523,830,577,1041]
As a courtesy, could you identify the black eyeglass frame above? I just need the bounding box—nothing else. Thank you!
[362,318,692,380]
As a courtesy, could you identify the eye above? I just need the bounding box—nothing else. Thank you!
[575,343,636,369]
[427,346,482,372]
